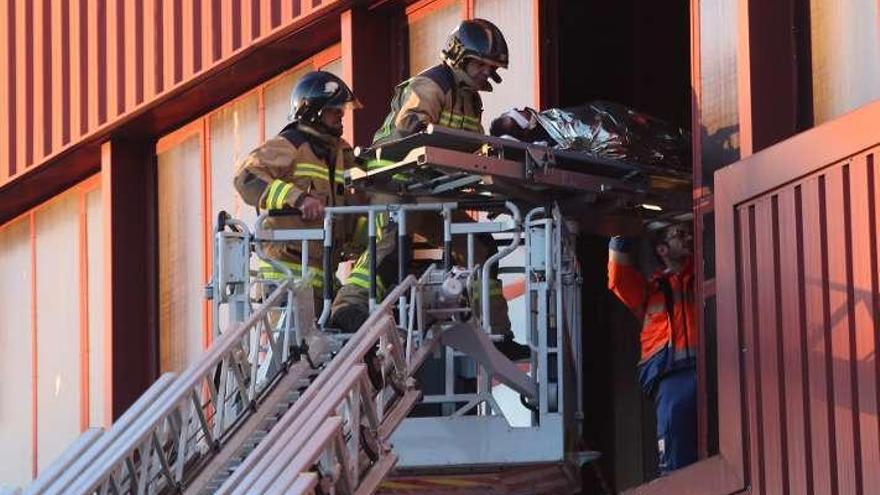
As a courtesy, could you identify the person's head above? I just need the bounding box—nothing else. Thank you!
[442,19,508,91]
[489,108,541,141]
[652,222,693,269]
[288,71,360,137]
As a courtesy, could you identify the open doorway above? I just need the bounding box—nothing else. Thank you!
[544,1,692,492]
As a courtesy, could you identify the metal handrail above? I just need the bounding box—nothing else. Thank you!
[217,276,418,493]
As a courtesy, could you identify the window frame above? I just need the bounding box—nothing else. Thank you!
[0,173,104,478]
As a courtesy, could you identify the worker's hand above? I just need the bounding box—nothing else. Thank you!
[609,236,635,253]
[297,195,325,221]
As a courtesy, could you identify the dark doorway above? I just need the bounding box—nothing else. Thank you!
[545,0,692,492]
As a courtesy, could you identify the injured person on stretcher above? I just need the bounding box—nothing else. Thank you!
[489,101,691,174]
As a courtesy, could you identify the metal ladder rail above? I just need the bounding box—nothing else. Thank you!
[56,279,305,495]
[24,428,102,494]
[216,277,420,494]
[31,373,177,494]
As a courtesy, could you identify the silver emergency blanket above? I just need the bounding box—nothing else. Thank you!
[496,101,691,173]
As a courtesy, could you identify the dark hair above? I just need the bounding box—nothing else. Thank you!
[650,221,693,265]
[489,115,527,140]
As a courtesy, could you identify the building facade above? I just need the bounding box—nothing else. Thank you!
[0,0,878,493]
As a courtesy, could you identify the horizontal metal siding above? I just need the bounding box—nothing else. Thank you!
[736,146,880,495]
[0,0,338,187]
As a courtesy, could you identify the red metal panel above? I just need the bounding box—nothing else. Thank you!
[717,103,880,495]
[739,205,761,495]
[124,0,138,111]
[801,174,836,495]
[96,0,107,124]
[76,0,87,136]
[776,186,811,495]
[86,0,99,129]
[33,0,46,159]
[825,164,860,495]
[50,0,64,150]
[849,151,880,495]
[106,0,119,120]
[0,0,339,191]
[754,196,786,495]
[0,0,9,181]
[182,0,195,81]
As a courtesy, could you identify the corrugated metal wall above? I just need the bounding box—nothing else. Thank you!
[0,0,339,187]
[733,143,880,494]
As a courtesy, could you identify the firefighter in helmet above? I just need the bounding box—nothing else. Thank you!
[234,70,360,300]
[331,19,529,361]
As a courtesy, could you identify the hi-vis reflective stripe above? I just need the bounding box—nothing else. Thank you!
[258,260,324,287]
[293,162,330,182]
[334,169,345,185]
[439,111,481,131]
[366,159,396,170]
[265,179,294,210]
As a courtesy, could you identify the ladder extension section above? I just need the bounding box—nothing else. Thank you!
[28,279,323,494]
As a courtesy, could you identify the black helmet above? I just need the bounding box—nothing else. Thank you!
[442,19,509,76]
[288,71,359,135]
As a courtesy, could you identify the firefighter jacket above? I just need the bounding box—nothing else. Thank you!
[234,122,355,286]
[608,240,697,394]
[372,62,484,146]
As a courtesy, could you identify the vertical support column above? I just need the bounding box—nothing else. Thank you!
[341,6,395,146]
[101,138,158,420]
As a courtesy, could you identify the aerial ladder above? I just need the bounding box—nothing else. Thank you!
[22,127,688,495]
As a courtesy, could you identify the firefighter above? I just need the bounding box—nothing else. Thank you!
[233,70,360,301]
[607,222,698,474]
[330,19,529,361]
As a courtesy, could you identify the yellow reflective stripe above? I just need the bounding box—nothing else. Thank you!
[463,122,482,132]
[275,183,293,209]
[265,179,294,210]
[334,169,345,184]
[366,159,396,170]
[295,162,329,174]
[439,111,477,129]
[347,270,386,294]
[292,170,329,182]
[293,163,331,183]
[258,260,324,287]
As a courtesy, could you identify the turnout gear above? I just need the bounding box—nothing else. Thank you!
[288,71,359,137]
[372,63,484,146]
[234,120,356,287]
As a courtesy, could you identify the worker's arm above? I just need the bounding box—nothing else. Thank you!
[233,136,310,211]
[607,236,648,316]
[393,76,445,138]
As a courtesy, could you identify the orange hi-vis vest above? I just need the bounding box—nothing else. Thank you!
[608,253,697,386]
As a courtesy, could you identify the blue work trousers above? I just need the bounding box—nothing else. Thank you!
[654,366,697,474]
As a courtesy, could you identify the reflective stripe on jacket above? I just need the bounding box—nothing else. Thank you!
[372,63,484,146]
[608,248,697,391]
[233,123,356,280]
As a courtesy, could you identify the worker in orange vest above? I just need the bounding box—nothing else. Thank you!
[608,222,697,474]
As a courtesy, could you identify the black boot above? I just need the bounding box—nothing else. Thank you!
[494,335,531,362]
